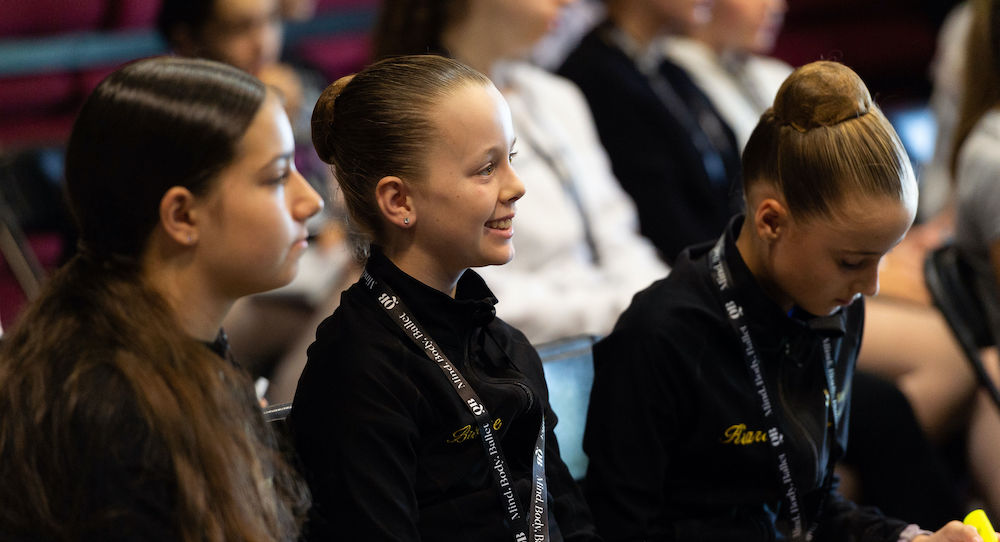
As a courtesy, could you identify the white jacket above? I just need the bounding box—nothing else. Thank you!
[476,61,669,344]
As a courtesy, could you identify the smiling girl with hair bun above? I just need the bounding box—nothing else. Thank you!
[290,54,599,542]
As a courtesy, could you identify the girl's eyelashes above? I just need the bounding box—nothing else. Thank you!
[265,156,295,185]
[478,162,496,177]
[477,146,517,176]
[267,169,291,185]
[838,259,865,270]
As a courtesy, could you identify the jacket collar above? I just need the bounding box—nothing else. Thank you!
[596,19,671,76]
[365,247,499,351]
[205,328,238,365]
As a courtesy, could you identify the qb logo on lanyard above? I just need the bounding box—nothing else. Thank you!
[378,293,398,309]
[467,397,486,416]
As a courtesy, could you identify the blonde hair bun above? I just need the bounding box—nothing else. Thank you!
[773,60,872,132]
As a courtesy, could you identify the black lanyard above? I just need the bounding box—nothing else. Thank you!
[709,237,839,541]
[361,269,549,542]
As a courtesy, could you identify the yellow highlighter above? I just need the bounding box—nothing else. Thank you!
[965,509,997,540]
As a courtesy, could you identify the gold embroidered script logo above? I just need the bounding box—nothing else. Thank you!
[446,418,503,444]
[720,423,768,445]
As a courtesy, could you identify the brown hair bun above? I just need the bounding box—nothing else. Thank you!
[742,60,914,220]
[773,60,872,132]
[311,74,354,165]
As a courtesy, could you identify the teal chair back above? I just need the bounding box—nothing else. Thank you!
[537,335,598,481]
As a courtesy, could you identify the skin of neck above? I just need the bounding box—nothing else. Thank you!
[382,238,462,298]
[607,1,677,47]
[734,189,794,311]
[141,229,234,342]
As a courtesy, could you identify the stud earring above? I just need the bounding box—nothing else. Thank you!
[403,217,410,225]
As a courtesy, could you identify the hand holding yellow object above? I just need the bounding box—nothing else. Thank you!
[964,509,997,540]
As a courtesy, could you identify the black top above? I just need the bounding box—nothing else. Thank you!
[558,21,743,264]
[289,249,599,541]
[583,217,909,541]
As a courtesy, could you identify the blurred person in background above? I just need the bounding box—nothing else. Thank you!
[949,0,1000,520]
[559,0,744,264]
[663,0,789,148]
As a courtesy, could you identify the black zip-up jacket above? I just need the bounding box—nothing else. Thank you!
[290,249,599,541]
[583,218,909,541]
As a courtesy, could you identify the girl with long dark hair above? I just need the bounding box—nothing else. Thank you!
[0,56,320,541]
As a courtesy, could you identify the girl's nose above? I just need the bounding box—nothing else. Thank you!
[856,266,880,298]
[290,171,324,221]
[502,168,526,204]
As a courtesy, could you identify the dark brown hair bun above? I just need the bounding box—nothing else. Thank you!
[311,74,354,165]
[773,60,872,132]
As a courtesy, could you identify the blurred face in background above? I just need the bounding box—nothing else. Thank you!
[197,0,284,75]
[643,0,714,34]
[700,0,786,54]
[462,0,577,59]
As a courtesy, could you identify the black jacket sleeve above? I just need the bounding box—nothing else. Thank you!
[814,482,909,542]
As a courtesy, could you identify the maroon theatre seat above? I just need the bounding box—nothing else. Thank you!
[771,0,942,105]
[0,0,108,36]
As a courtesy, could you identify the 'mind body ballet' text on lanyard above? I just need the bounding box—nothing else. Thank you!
[361,269,549,542]
[709,237,840,541]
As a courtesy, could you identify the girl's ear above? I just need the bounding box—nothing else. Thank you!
[752,196,789,243]
[159,186,199,246]
[375,175,414,228]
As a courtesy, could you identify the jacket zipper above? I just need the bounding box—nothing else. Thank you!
[776,342,821,486]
